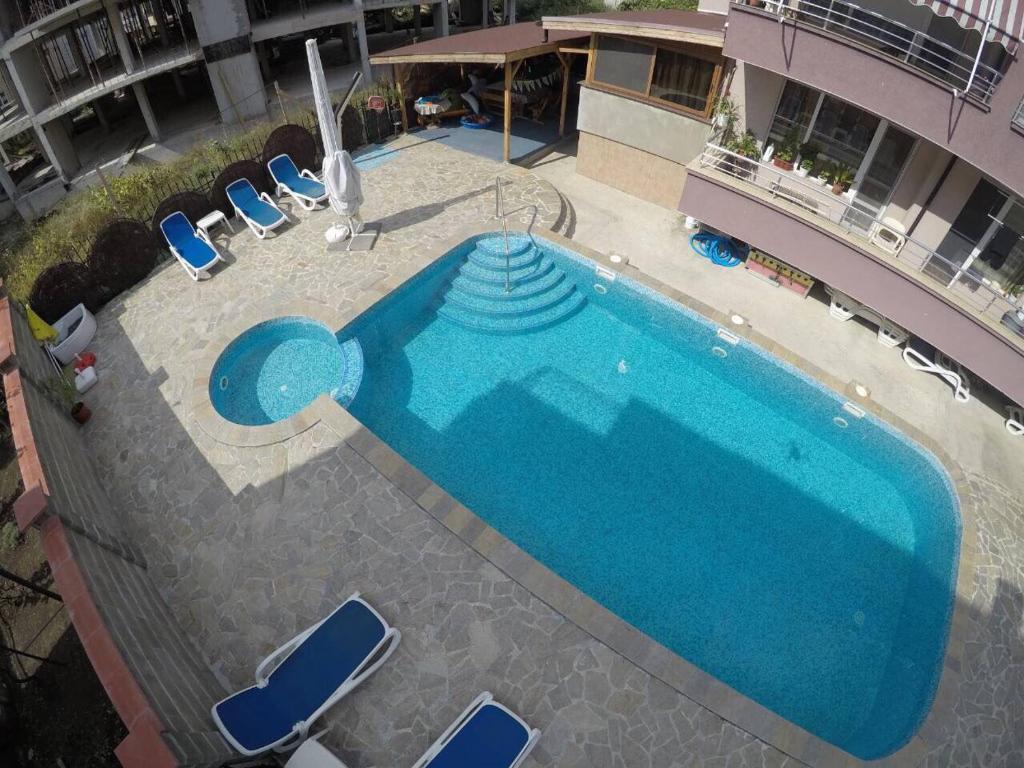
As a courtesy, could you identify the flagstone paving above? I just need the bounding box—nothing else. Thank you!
[80,135,1023,767]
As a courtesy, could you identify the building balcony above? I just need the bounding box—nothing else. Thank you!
[726,1,1024,198]
[680,142,1024,404]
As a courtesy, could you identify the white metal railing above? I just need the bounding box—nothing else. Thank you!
[738,0,1005,104]
[495,176,513,293]
[697,142,1024,338]
[1014,97,1024,130]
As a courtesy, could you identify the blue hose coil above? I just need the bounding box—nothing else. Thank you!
[689,232,748,268]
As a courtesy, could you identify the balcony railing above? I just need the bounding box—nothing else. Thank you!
[11,0,79,32]
[697,142,1024,342]
[736,0,1004,104]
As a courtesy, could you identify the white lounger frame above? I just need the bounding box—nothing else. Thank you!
[825,286,908,347]
[160,213,223,281]
[411,692,541,768]
[902,344,970,403]
[211,592,401,756]
[1006,405,1024,436]
[268,153,329,211]
[226,179,289,239]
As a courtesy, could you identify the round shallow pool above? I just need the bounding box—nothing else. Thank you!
[210,317,347,426]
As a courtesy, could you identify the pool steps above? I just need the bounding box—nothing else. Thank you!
[437,236,585,333]
[334,337,364,407]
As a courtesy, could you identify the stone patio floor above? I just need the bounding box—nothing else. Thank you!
[81,135,1023,767]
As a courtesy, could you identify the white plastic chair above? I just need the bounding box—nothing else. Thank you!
[902,338,970,403]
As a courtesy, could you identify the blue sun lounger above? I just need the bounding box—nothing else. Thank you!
[212,593,401,756]
[226,177,289,239]
[268,154,329,210]
[159,211,224,281]
[283,692,540,768]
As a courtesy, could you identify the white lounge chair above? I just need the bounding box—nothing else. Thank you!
[160,212,224,281]
[1006,405,1023,436]
[284,692,540,768]
[902,337,970,403]
[212,593,401,756]
[226,178,289,239]
[268,154,329,210]
[47,303,97,365]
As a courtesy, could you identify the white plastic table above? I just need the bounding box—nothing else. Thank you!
[197,209,232,239]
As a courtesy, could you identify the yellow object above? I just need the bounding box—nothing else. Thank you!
[27,306,58,344]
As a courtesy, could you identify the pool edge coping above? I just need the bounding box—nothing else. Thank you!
[191,220,976,768]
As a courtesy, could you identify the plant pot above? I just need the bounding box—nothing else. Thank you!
[71,402,91,425]
[747,0,766,6]
[831,183,846,195]
[773,158,794,171]
[796,167,810,178]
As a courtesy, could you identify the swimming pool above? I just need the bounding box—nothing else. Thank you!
[209,317,362,426]
[333,233,960,759]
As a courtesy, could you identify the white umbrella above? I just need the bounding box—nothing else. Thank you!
[306,39,364,240]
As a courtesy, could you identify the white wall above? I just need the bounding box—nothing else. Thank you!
[577,86,713,166]
[727,62,785,141]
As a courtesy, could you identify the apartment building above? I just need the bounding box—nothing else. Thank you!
[0,0,452,220]
[545,0,1024,411]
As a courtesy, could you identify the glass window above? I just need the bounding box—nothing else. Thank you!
[931,179,1006,282]
[971,201,1024,292]
[854,125,917,213]
[649,48,715,113]
[592,36,655,94]
[767,82,819,148]
[806,96,880,170]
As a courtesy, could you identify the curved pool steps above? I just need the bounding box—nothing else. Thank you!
[437,238,585,333]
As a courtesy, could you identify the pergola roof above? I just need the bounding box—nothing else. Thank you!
[542,10,726,46]
[369,22,587,65]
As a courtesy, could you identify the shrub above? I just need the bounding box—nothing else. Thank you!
[4,111,317,303]
[0,521,20,552]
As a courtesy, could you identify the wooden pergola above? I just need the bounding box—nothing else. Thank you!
[370,23,588,162]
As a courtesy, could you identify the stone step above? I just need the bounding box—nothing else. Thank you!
[442,278,576,317]
[475,233,534,260]
[438,290,586,334]
[448,262,563,299]
[459,255,553,285]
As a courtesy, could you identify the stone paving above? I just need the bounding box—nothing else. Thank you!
[80,135,1023,767]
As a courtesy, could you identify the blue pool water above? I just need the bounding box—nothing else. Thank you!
[210,317,362,426]
[338,234,960,759]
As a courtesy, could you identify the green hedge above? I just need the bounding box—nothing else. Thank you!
[3,111,315,303]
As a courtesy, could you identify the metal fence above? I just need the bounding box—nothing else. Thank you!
[741,0,1005,104]
[697,142,1024,333]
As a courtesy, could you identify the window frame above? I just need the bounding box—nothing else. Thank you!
[586,33,724,120]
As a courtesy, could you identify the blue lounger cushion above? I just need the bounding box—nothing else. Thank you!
[427,703,531,768]
[269,155,326,201]
[227,179,286,228]
[213,599,387,754]
[160,212,218,268]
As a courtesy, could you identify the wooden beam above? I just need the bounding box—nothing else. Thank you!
[503,61,512,163]
[558,46,590,55]
[556,51,570,138]
[394,63,408,132]
[542,18,724,47]
[503,59,524,163]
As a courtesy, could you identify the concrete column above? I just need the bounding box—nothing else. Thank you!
[354,14,372,84]
[5,49,49,115]
[93,97,111,131]
[35,119,80,179]
[433,0,450,35]
[507,0,515,24]
[0,163,17,202]
[256,42,272,81]
[0,143,10,164]
[104,0,136,74]
[343,22,356,63]
[68,29,89,78]
[413,5,422,36]
[187,0,267,123]
[132,82,161,141]
[481,0,489,28]
[384,8,394,33]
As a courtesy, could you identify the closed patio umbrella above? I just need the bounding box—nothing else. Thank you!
[307,39,365,241]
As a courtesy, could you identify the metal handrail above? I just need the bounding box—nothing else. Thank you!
[495,175,512,293]
[697,142,1023,335]
[740,0,1004,104]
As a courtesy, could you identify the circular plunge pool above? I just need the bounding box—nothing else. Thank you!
[210,317,356,426]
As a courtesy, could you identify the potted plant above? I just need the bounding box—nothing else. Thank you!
[829,163,854,195]
[725,130,761,179]
[797,157,815,178]
[44,374,91,425]
[811,163,830,186]
[772,139,796,171]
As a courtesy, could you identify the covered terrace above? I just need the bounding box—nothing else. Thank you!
[370,22,588,162]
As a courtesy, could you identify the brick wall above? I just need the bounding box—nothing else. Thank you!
[0,290,234,768]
